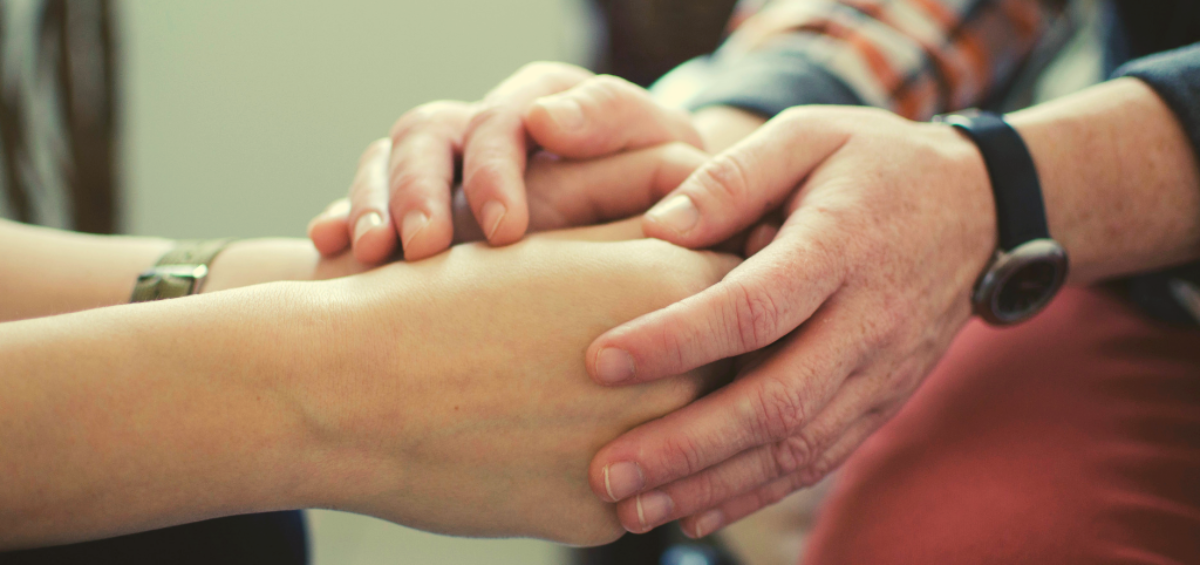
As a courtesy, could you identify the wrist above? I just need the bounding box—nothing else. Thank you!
[190,280,348,512]
[264,273,424,513]
[203,239,369,293]
[925,122,1000,319]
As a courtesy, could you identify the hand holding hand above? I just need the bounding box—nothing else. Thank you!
[584,106,998,537]
[308,62,702,262]
[295,221,740,546]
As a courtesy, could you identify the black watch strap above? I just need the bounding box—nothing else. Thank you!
[938,111,1049,250]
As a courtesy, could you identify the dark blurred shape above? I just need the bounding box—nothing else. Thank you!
[574,523,741,565]
[592,0,738,86]
[0,512,308,565]
[661,542,739,565]
[575,527,670,565]
[0,0,120,234]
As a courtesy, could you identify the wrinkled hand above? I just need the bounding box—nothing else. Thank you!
[307,62,702,262]
[584,106,999,537]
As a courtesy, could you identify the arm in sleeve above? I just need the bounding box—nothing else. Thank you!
[683,0,1063,119]
[1114,43,1200,326]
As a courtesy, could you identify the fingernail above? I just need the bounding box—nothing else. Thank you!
[400,210,430,249]
[536,96,585,131]
[595,348,635,385]
[354,212,384,245]
[647,195,699,235]
[635,490,673,530]
[324,199,351,218]
[693,509,724,538]
[481,200,507,240]
[604,461,644,501]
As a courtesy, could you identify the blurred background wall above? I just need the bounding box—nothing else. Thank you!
[122,1,590,563]
[122,0,599,241]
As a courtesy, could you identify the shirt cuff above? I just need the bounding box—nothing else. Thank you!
[681,40,864,118]
[1114,42,1200,327]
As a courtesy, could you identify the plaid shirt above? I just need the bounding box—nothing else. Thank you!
[710,0,1064,119]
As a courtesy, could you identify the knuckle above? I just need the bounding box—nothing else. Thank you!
[391,101,466,139]
[695,152,754,206]
[770,434,819,478]
[657,433,709,479]
[464,102,515,136]
[582,74,638,107]
[687,474,722,511]
[723,279,782,351]
[748,376,809,442]
[461,158,512,197]
[515,60,576,80]
[357,138,390,168]
[796,456,836,487]
[388,169,439,201]
[752,480,793,511]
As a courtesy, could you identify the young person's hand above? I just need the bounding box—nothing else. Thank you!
[1,219,739,549]
[285,220,742,545]
[307,62,703,263]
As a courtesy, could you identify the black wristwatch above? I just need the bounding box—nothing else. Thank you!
[936,110,1069,325]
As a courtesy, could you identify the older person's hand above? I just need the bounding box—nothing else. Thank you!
[308,62,702,263]
[584,105,1000,537]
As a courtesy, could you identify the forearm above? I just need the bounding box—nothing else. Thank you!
[1009,78,1200,283]
[0,219,365,322]
[0,282,329,549]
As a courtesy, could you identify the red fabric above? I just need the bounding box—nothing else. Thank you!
[803,287,1200,565]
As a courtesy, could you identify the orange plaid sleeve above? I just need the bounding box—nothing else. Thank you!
[692,0,1064,119]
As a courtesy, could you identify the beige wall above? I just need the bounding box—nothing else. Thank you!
[123,0,592,239]
[121,1,590,563]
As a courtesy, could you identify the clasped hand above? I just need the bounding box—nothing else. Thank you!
[311,63,999,539]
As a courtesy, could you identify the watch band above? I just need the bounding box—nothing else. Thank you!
[937,111,1049,251]
[935,110,1068,325]
[130,239,235,303]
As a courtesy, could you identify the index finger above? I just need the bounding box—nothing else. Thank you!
[586,207,848,386]
[460,63,594,246]
[588,305,862,503]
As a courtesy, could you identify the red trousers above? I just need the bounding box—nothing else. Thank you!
[803,287,1200,565]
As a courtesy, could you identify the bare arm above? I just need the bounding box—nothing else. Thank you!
[0,221,739,549]
[0,218,368,323]
[1013,78,1200,283]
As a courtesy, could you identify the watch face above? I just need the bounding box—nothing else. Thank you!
[995,259,1060,316]
[974,239,1069,325]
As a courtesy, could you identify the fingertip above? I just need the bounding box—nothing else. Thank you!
[643,194,702,242]
[308,216,350,257]
[351,212,397,264]
[478,199,530,247]
[528,95,585,133]
[684,509,725,539]
[615,498,648,534]
[588,455,615,503]
[308,199,353,256]
[585,334,625,386]
[399,209,454,261]
[525,94,591,154]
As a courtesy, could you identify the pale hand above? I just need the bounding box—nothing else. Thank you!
[295,220,740,546]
